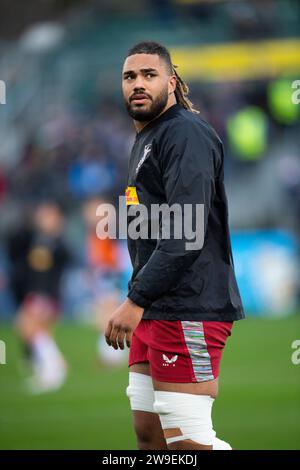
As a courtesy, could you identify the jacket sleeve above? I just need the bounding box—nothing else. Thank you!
[127,120,218,308]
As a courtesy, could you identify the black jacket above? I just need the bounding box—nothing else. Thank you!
[126,103,245,322]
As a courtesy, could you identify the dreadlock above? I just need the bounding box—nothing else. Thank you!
[127,41,199,114]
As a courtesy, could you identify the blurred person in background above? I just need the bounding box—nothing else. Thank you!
[7,201,70,393]
[82,196,127,367]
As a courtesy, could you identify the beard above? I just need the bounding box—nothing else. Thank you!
[125,87,169,122]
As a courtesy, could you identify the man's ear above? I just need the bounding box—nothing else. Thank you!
[168,75,177,94]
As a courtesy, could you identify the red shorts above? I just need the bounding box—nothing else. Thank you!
[129,319,233,383]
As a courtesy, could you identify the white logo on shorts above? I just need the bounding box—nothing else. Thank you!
[162,354,178,367]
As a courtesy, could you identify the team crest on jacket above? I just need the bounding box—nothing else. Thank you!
[136,144,152,174]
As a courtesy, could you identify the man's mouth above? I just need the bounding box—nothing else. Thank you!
[130,94,150,104]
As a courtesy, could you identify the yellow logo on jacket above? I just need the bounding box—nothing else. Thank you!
[125,186,140,205]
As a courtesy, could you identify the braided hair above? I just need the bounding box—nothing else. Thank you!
[127,41,199,114]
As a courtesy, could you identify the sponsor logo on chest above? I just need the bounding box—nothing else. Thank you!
[125,186,140,205]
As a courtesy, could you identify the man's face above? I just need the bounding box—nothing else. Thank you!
[122,53,176,122]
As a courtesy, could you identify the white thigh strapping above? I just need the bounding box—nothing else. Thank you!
[126,372,155,413]
[153,391,216,446]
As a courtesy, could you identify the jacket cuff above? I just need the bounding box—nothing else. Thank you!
[127,289,152,309]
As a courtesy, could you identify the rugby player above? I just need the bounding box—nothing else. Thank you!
[105,41,245,450]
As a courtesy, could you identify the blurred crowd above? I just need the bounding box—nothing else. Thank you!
[1,0,298,41]
[1,101,132,208]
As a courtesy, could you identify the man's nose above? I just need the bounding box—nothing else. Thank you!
[133,75,145,89]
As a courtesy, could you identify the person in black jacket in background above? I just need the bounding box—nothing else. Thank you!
[105,41,245,450]
[7,201,69,393]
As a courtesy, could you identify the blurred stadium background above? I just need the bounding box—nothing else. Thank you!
[0,0,300,450]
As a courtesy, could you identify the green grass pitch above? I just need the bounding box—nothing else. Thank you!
[0,316,299,449]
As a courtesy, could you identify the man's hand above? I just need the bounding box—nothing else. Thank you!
[105,298,144,350]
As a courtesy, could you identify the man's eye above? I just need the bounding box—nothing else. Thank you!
[146,73,154,78]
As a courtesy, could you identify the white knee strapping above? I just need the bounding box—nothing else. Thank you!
[126,372,155,413]
[153,391,231,449]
